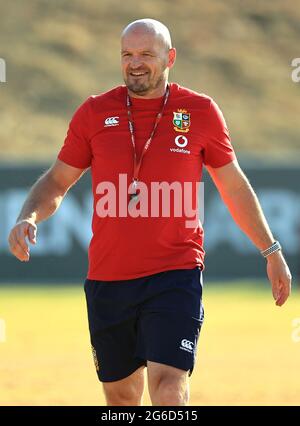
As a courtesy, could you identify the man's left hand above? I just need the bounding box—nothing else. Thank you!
[266,251,292,306]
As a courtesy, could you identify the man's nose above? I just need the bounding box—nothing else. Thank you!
[129,56,143,69]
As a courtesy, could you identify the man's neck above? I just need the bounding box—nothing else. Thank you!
[128,81,169,99]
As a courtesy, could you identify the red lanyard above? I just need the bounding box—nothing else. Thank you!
[126,85,170,194]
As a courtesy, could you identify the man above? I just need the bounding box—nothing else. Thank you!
[8,19,291,406]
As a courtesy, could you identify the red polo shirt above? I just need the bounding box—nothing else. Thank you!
[58,83,236,280]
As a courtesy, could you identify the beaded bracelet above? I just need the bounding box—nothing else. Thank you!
[261,241,282,258]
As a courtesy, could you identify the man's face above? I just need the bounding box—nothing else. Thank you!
[121,30,171,97]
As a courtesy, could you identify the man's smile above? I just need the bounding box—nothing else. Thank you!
[129,71,148,77]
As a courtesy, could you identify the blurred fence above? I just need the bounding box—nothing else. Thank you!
[0,163,299,283]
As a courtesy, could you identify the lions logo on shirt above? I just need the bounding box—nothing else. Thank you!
[173,109,191,133]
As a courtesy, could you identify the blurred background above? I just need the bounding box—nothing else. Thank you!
[0,0,299,406]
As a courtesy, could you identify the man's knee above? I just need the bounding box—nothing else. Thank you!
[104,387,141,406]
[156,376,189,406]
[147,361,190,406]
[102,366,145,406]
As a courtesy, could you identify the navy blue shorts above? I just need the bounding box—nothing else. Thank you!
[84,267,204,382]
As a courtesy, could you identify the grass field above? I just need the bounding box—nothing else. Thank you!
[0,282,299,406]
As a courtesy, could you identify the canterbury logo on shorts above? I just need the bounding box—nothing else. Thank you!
[180,339,194,353]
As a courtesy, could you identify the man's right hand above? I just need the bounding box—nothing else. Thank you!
[7,160,86,263]
[8,219,37,262]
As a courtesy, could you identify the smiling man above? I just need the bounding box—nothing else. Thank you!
[121,20,173,97]
[8,19,291,406]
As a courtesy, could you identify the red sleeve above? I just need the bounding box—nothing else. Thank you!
[202,99,236,168]
[58,97,92,169]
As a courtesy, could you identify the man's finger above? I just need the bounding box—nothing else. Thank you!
[15,235,30,257]
[9,233,29,261]
[28,224,37,244]
[271,280,280,301]
[276,293,287,306]
[15,228,30,255]
[275,281,290,306]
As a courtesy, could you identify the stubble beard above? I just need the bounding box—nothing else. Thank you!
[125,72,165,96]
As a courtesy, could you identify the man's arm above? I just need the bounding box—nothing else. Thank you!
[8,159,86,262]
[206,159,292,306]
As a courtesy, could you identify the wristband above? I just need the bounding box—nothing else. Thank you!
[260,241,281,258]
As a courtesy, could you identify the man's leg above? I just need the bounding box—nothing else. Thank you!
[102,366,146,406]
[147,361,189,406]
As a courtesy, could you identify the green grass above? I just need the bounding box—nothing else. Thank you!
[0,283,299,405]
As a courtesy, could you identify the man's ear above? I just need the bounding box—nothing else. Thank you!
[168,47,176,69]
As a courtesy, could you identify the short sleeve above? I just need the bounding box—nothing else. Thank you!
[202,99,236,168]
[58,97,92,169]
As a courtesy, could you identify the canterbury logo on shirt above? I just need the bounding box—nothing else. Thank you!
[104,116,119,126]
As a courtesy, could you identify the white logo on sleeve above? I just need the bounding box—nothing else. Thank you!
[104,116,119,127]
[180,339,194,353]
